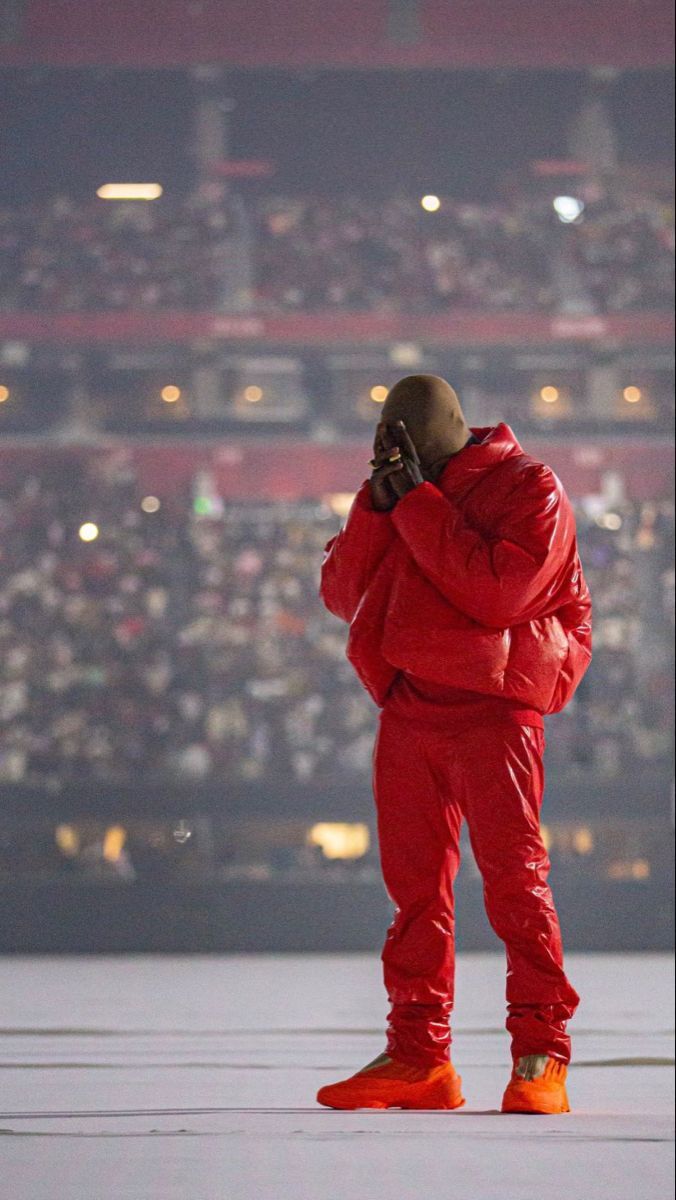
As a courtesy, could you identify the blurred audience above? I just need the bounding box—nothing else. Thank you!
[0,191,246,313]
[0,462,672,790]
[568,194,675,313]
[254,194,555,312]
[0,189,672,315]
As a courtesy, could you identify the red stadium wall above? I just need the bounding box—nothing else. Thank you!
[0,0,673,68]
[0,312,672,347]
[0,441,671,502]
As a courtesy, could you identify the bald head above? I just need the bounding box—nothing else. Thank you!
[380,375,471,478]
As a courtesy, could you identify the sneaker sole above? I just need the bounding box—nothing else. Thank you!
[318,1096,466,1111]
[502,1096,570,1115]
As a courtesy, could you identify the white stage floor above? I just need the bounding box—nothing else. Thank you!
[0,954,673,1200]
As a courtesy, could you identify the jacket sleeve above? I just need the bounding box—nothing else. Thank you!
[391,465,574,629]
[319,480,397,624]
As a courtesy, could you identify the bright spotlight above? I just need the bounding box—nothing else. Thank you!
[540,386,560,404]
[0,385,9,403]
[141,496,161,514]
[596,512,623,531]
[421,194,441,212]
[243,386,264,403]
[369,385,389,403]
[161,385,181,403]
[553,196,585,223]
[623,386,642,404]
[78,522,99,542]
[97,183,163,201]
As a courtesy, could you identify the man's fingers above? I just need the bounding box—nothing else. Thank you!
[370,446,402,469]
[371,459,405,479]
[378,422,399,452]
[372,428,383,457]
[393,421,421,466]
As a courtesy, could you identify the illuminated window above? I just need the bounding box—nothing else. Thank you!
[607,859,651,881]
[572,828,594,855]
[103,826,127,863]
[307,823,370,860]
[55,825,80,857]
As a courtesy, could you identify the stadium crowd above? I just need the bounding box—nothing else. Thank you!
[253,194,555,312]
[0,461,673,791]
[0,189,672,315]
[568,194,675,313]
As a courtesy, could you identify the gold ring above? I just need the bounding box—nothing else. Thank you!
[370,451,401,468]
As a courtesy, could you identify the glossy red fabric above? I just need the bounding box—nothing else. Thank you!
[320,423,590,1066]
[320,423,592,713]
[373,707,580,1066]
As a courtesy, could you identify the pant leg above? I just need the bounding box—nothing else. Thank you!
[456,722,580,1064]
[372,709,463,1068]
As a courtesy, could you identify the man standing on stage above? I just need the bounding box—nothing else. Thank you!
[316,375,592,1114]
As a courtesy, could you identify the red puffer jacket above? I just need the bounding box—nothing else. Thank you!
[320,423,592,713]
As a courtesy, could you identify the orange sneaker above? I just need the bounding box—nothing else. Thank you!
[501,1055,570,1114]
[316,1051,465,1110]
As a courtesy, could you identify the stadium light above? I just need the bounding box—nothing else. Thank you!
[623,386,642,403]
[78,522,99,542]
[161,385,181,403]
[96,183,163,201]
[369,385,388,403]
[243,386,264,403]
[553,196,584,223]
[141,496,161,513]
[421,195,441,212]
[0,385,10,403]
[540,386,560,403]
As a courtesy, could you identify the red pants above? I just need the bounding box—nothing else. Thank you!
[373,708,580,1067]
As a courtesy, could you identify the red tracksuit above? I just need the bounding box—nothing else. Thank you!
[320,423,592,1066]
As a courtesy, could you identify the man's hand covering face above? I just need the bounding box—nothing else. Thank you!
[369,420,425,511]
